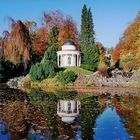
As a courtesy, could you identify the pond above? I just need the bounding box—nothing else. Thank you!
[0,86,140,140]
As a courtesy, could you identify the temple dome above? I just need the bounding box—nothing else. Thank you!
[61,40,77,51]
[64,40,75,45]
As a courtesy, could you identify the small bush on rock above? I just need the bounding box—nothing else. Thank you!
[57,71,77,85]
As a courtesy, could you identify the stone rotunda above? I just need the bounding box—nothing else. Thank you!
[57,40,81,67]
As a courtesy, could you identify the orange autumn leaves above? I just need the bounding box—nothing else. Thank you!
[113,13,140,70]
[3,20,31,69]
[1,10,78,68]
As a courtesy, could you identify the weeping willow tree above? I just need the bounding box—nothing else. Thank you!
[3,19,32,70]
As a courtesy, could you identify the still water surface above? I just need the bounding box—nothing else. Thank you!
[0,87,140,140]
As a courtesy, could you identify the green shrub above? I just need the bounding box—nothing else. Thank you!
[29,61,58,81]
[57,71,77,85]
[29,63,42,81]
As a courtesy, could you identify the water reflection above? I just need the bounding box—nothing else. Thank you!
[0,120,11,140]
[0,88,140,139]
[57,100,81,123]
[93,107,132,140]
[28,126,52,140]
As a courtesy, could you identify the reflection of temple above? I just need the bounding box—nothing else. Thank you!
[57,100,81,123]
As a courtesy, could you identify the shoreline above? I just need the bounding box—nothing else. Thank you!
[1,82,140,96]
[61,86,140,95]
[26,84,140,96]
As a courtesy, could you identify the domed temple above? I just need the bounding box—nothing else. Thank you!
[57,100,81,124]
[57,40,81,67]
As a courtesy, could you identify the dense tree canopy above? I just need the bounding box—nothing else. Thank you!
[43,10,79,46]
[113,13,140,70]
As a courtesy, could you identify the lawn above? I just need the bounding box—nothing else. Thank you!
[64,67,93,75]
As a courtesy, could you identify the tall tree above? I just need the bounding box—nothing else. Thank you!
[58,16,78,46]
[3,20,32,70]
[80,5,99,71]
[80,4,88,52]
[42,26,59,66]
[30,26,59,81]
[82,44,99,71]
[43,10,79,46]
[87,8,95,44]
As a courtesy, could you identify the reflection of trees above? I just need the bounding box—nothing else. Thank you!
[1,99,48,139]
[55,90,78,100]
[80,96,103,140]
[28,89,83,139]
[0,88,28,103]
[1,89,29,139]
[29,88,59,139]
[1,88,117,139]
[1,100,29,139]
[114,95,140,139]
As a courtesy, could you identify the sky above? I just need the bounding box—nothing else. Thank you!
[0,0,140,47]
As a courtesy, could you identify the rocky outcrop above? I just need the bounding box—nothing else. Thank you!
[74,69,140,88]
[7,69,140,89]
[6,76,24,89]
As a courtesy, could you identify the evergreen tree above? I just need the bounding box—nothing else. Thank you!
[49,26,59,46]
[29,26,60,81]
[87,8,95,44]
[82,43,99,71]
[80,5,99,71]
[42,26,59,66]
[80,4,88,52]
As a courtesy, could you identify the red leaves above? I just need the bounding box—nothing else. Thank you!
[43,10,79,46]
[113,44,120,63]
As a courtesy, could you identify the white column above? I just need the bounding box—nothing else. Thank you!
[65,54,68,66]
[60,55,62,67]
[77,54,79,67]
[71,54,75,66]
[79,54,81,66]
[58,55,61,67]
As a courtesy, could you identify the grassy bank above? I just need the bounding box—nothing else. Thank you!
[21,75,64,92]
[21,67,140,93]
[21,67,94,92]
[64,67,93,75]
